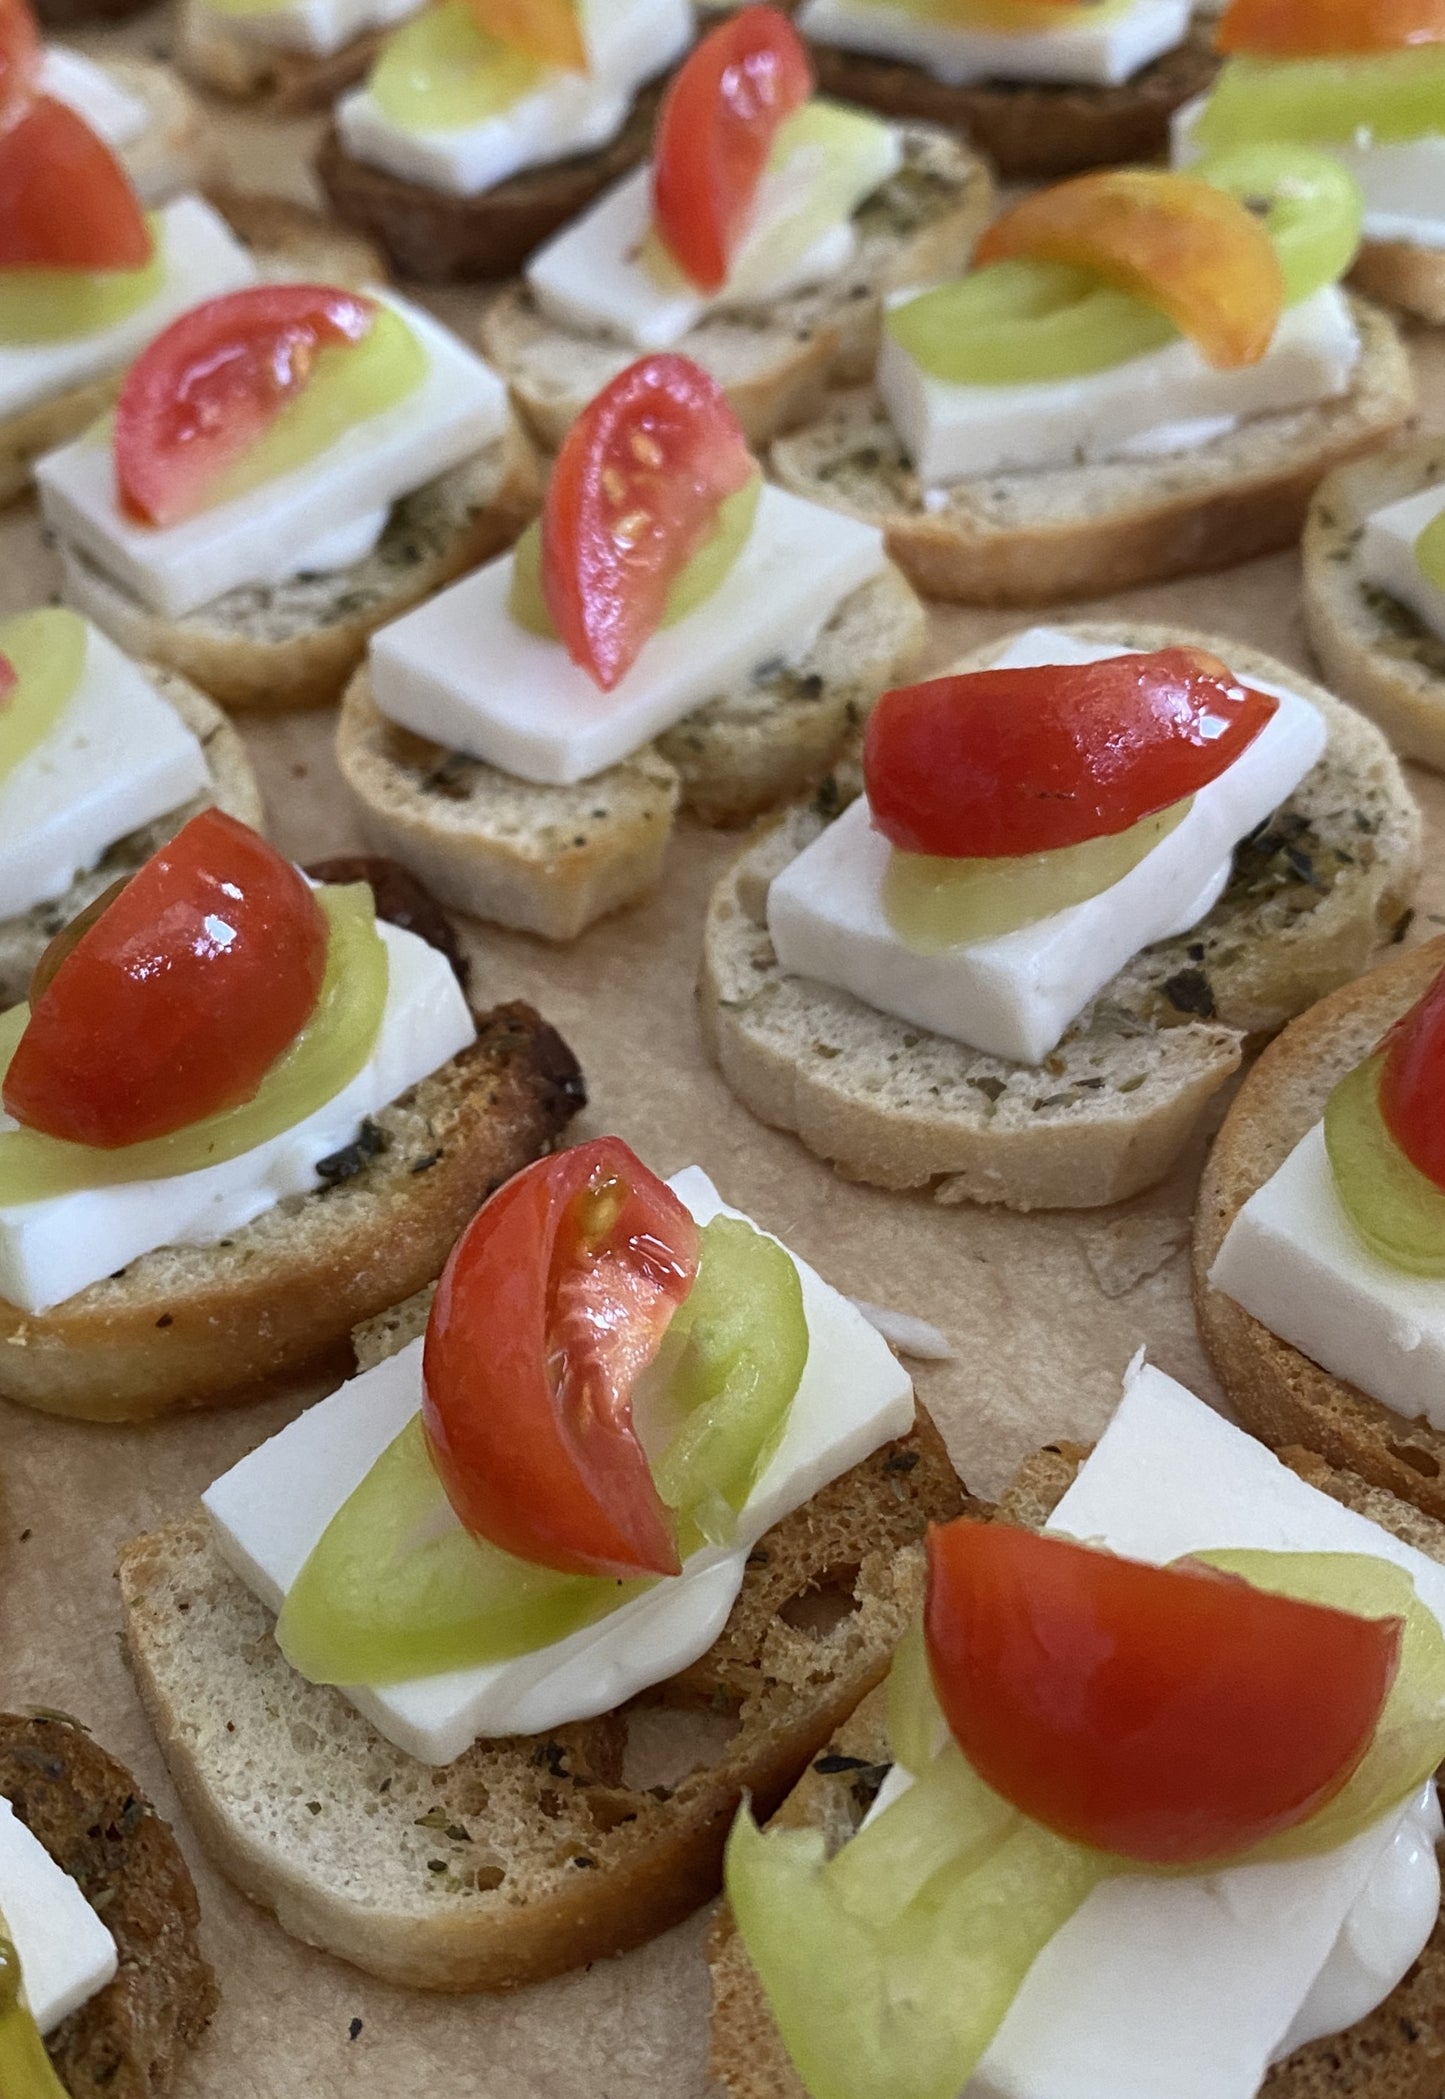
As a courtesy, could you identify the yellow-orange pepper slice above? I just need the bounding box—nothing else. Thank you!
[467,0,587,69]
[974,169,1284,370]
[1218,0,1445,55]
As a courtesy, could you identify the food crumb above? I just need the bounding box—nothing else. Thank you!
[348,2018,363,2042]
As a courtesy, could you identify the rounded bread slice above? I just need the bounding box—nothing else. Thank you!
[1194,933,1445,1524]
[1351,241,1445,329]
[175,0,398,113]
[335,561,926,940]
[768,296,1413,605]
[700,622,1421,1211]
[0,665,265,1009]
[479,125,994,450]
[1304,433,1445,774]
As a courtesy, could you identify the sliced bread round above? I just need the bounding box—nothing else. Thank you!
[0,666,264,1009]
[335,562,926,939]
[768,296,1413,605]
[700,622,1421,1211]
[175,0,394,112]
[1303,434,1445,774]
[480,125,993,450]
[1193,935,1445,1524]
[1351,241,1445,328]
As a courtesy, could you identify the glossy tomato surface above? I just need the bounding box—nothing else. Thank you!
[1379,959,1445,1190]
[0,0,38,130]
[3,809,328,1149]
[1218,0,1445,53]
[422,1138,700,1580]
[0,96,150,270]
[652,4,812,293]
[541,351,754,691]
[924,1520,1400,1865]
[114,283,377,527]
[468,0,586,66]
[864,647,1278,859]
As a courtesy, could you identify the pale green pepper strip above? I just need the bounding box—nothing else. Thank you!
[0,609,88,787]
[1325,1054,1445,1277]
[0,1930,72,2099]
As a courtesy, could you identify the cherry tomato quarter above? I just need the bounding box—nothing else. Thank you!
[1218,0,1445,54]
[1378,959,1445,1191]
[467,0,587,67]
[0,97,150,271]
[0,0,39,131]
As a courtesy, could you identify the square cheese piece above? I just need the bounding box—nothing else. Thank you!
[194,0,416,57]
[796,0,1189,85]
[36,293,510,620]
[368,485,887,786]
[766,627,1327,1066]
[0,197,256,424]
[0,1795,117,2034]
[1357,481,1445,647]
[1210,1120,1445,1432]
[204,1166,915,1765]
[0,620,210,920]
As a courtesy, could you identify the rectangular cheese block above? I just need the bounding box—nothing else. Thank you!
[0,197,256,425]
[38,46,148,147]
[0,918,474,1315]
[878,284,1361,485]
[0,621,210,920]
[766,627,1327,1065]
[204,1165,915,1765]
[368,484,888,786]
[336,0,692,196]
[194,0,415,57]
[1357,481,1445,646]
[1210,1119,1445,1432]
[0,1795,117,2035]
[797,0,1188,85]
[36,293,510,621]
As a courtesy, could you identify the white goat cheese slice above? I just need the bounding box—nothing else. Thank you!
[0,1796,117,2035]
[1357,480,1445,647]
[797,0,1189,86]
[38,47,149,147]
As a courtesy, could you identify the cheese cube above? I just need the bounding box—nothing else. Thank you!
[797,0,1190,86]
[1357,481,1445,648]
[0,1796,117,2035]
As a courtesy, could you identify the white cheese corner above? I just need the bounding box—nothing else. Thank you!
[0,1796,117,2035]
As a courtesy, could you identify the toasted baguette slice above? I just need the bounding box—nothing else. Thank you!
[769,297,1413,605]
[316,77,672,284]
[0,999,585,1422]
[1194,934,1445,1524]
[707,1440,1445,2099]
[335,562,926,940]
[0,192,384,512]
[480,125,993,451]
[700,622,1421,1211]
[1303,435,1445,774]
[1351,242,1445,328]
[806,18,1218,181]
[0,667,264,1009]
[117,1260,972,1992]
[106,59,220,207]
[176,0,396,111]
[0,1712,217,2099]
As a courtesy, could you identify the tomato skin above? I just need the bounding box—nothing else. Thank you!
[924,1521,1400,1866]
[422,1139,700,1579]
[653,5,812,294]
[0,0,39,131]
[3,810,328,1149]
[541,352,754,692]
[0,653,14,705]
[864,648,1279,860]
[1218,0,1445,55]
[1378,960,1445,1191]
[467,0,587,68]
[0,97,150,271]
[114,283,377,528]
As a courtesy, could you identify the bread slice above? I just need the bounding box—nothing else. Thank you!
[335,561,925,939]
[0,1710,217,2099]
[106,59,220,208]
[769,296,1413,605]
[175,0,397,112]
[115,1258,972,1990]
[0,668,263,1011]
[1303,434,1445,774]
[0,191,384,513]
[479,125,993,451]
[1193,933,1445,1524]
[0,998,585,1422]
[315,77,672,285]
[700,621,1421,1211]
[707,1441,1445,2099]
[806,17,1219,181]
[1351,242,1445,329]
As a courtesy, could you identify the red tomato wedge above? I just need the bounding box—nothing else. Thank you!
[0,97,150,271]
[924,1520,1401,1866]
[1379,959,1445,1190]
[652,5,812,295]
[863,648,1278,860]
[114,284,378,528]
[0,0,40,131]
[541,352,754,691]
[1218,0,1445,54]
[422,1139,701,1580]
[3,810,328,1150]
[468,0,587,68]
[974,169,1284,371]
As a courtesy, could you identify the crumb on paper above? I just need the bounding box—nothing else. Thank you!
[849,1299,955,1360]
[1078,1212,1190,1300]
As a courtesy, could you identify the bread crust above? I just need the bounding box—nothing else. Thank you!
[1193,935,1445,1524]
[769,298,1414,606]
[176,0,392,113]
[701,621,1421,1210]
[0,1001,585,1422]
[1351,240,1445,328]
[0,1713,217,2099]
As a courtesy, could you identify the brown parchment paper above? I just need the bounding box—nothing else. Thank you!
[5,37,1445,2089]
